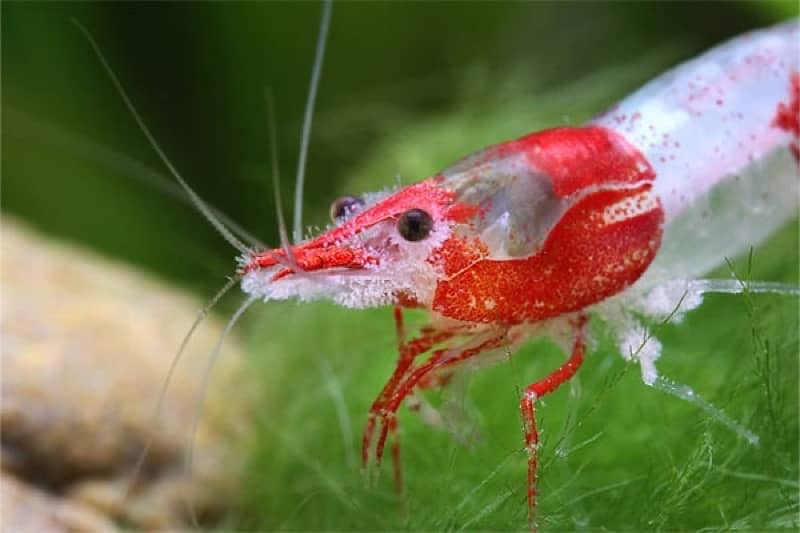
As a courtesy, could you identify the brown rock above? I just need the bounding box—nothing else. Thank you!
[1,218,253,530]
[1,471,115,533]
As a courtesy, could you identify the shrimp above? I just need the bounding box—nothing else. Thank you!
[79,8,798,527]
[239,18,799,525]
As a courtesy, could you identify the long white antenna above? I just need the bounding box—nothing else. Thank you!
[124,274,241,502]
[73,19,251,254]
[662,279,800,297]
[292,0,333,243]
[183,295,256,524]
[264,88,299,269]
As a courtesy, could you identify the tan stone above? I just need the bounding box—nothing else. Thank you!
[1,218,253,530]
[1,471,115,533]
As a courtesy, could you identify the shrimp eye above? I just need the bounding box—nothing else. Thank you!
[330,195,364,221]
[397,209,433,241]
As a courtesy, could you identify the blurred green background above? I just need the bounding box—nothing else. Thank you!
[3,2,798,531]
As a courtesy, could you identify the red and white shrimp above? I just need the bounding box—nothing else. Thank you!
[239,18,799,523]
[80,11,799,528]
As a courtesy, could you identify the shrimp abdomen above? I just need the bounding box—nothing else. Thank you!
[594,19,799,283]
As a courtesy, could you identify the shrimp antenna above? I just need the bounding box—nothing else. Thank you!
[292,0,333,243]
[124,274,242,500]
[184,295,256,526]
[653,279,800,301]
[648,376,760,446]
[72,19,250,254]
[264,87,299,269]
[684,279,800,296]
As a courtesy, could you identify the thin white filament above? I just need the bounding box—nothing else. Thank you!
[264,88,299,270]
[125,275,241,498]
[72,19,250,254]
[648,375,760,446]
[318,356,356,468]
[183,295,256,524]
[292,0,333,243]
[670,279,800,296]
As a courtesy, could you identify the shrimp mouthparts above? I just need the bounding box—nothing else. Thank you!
[241,244,374,280]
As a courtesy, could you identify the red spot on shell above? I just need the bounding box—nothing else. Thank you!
[773,71,800,162]
[433,185,664,324]
[433,127,663,324]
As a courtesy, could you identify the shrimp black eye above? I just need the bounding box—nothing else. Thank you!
[397,209,433,241]
[330,195,364,221]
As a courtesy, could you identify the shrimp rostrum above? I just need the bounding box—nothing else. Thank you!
[239,19,799,522]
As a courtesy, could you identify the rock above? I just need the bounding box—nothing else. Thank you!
[1,218,253,530]
[1,471,115,533]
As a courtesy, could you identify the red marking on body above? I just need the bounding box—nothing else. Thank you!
[485,126,655,197]
[434,185,663,324]
[773,71,800,162]
[244,125,665,470]
[436,236,489,277]
[268,247,376,280]
[243,178,476,276]
[433,126,662,324]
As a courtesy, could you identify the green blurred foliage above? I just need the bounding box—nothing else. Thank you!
[3,2,798,531]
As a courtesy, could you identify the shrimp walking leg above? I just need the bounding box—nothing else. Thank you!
[520,314,588,525]
[393,306,406,348]
[362,325,456,469]
[366,330,508,490]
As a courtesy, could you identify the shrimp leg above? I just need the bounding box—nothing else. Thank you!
[369,330,509,491]
[520,314,588,525]
[362,324,457,469]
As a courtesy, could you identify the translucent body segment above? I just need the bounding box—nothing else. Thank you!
[594,20,800,285]
[595,20,798,221]
[440,151,569,259]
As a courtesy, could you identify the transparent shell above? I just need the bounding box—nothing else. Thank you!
[440,148,572,260]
